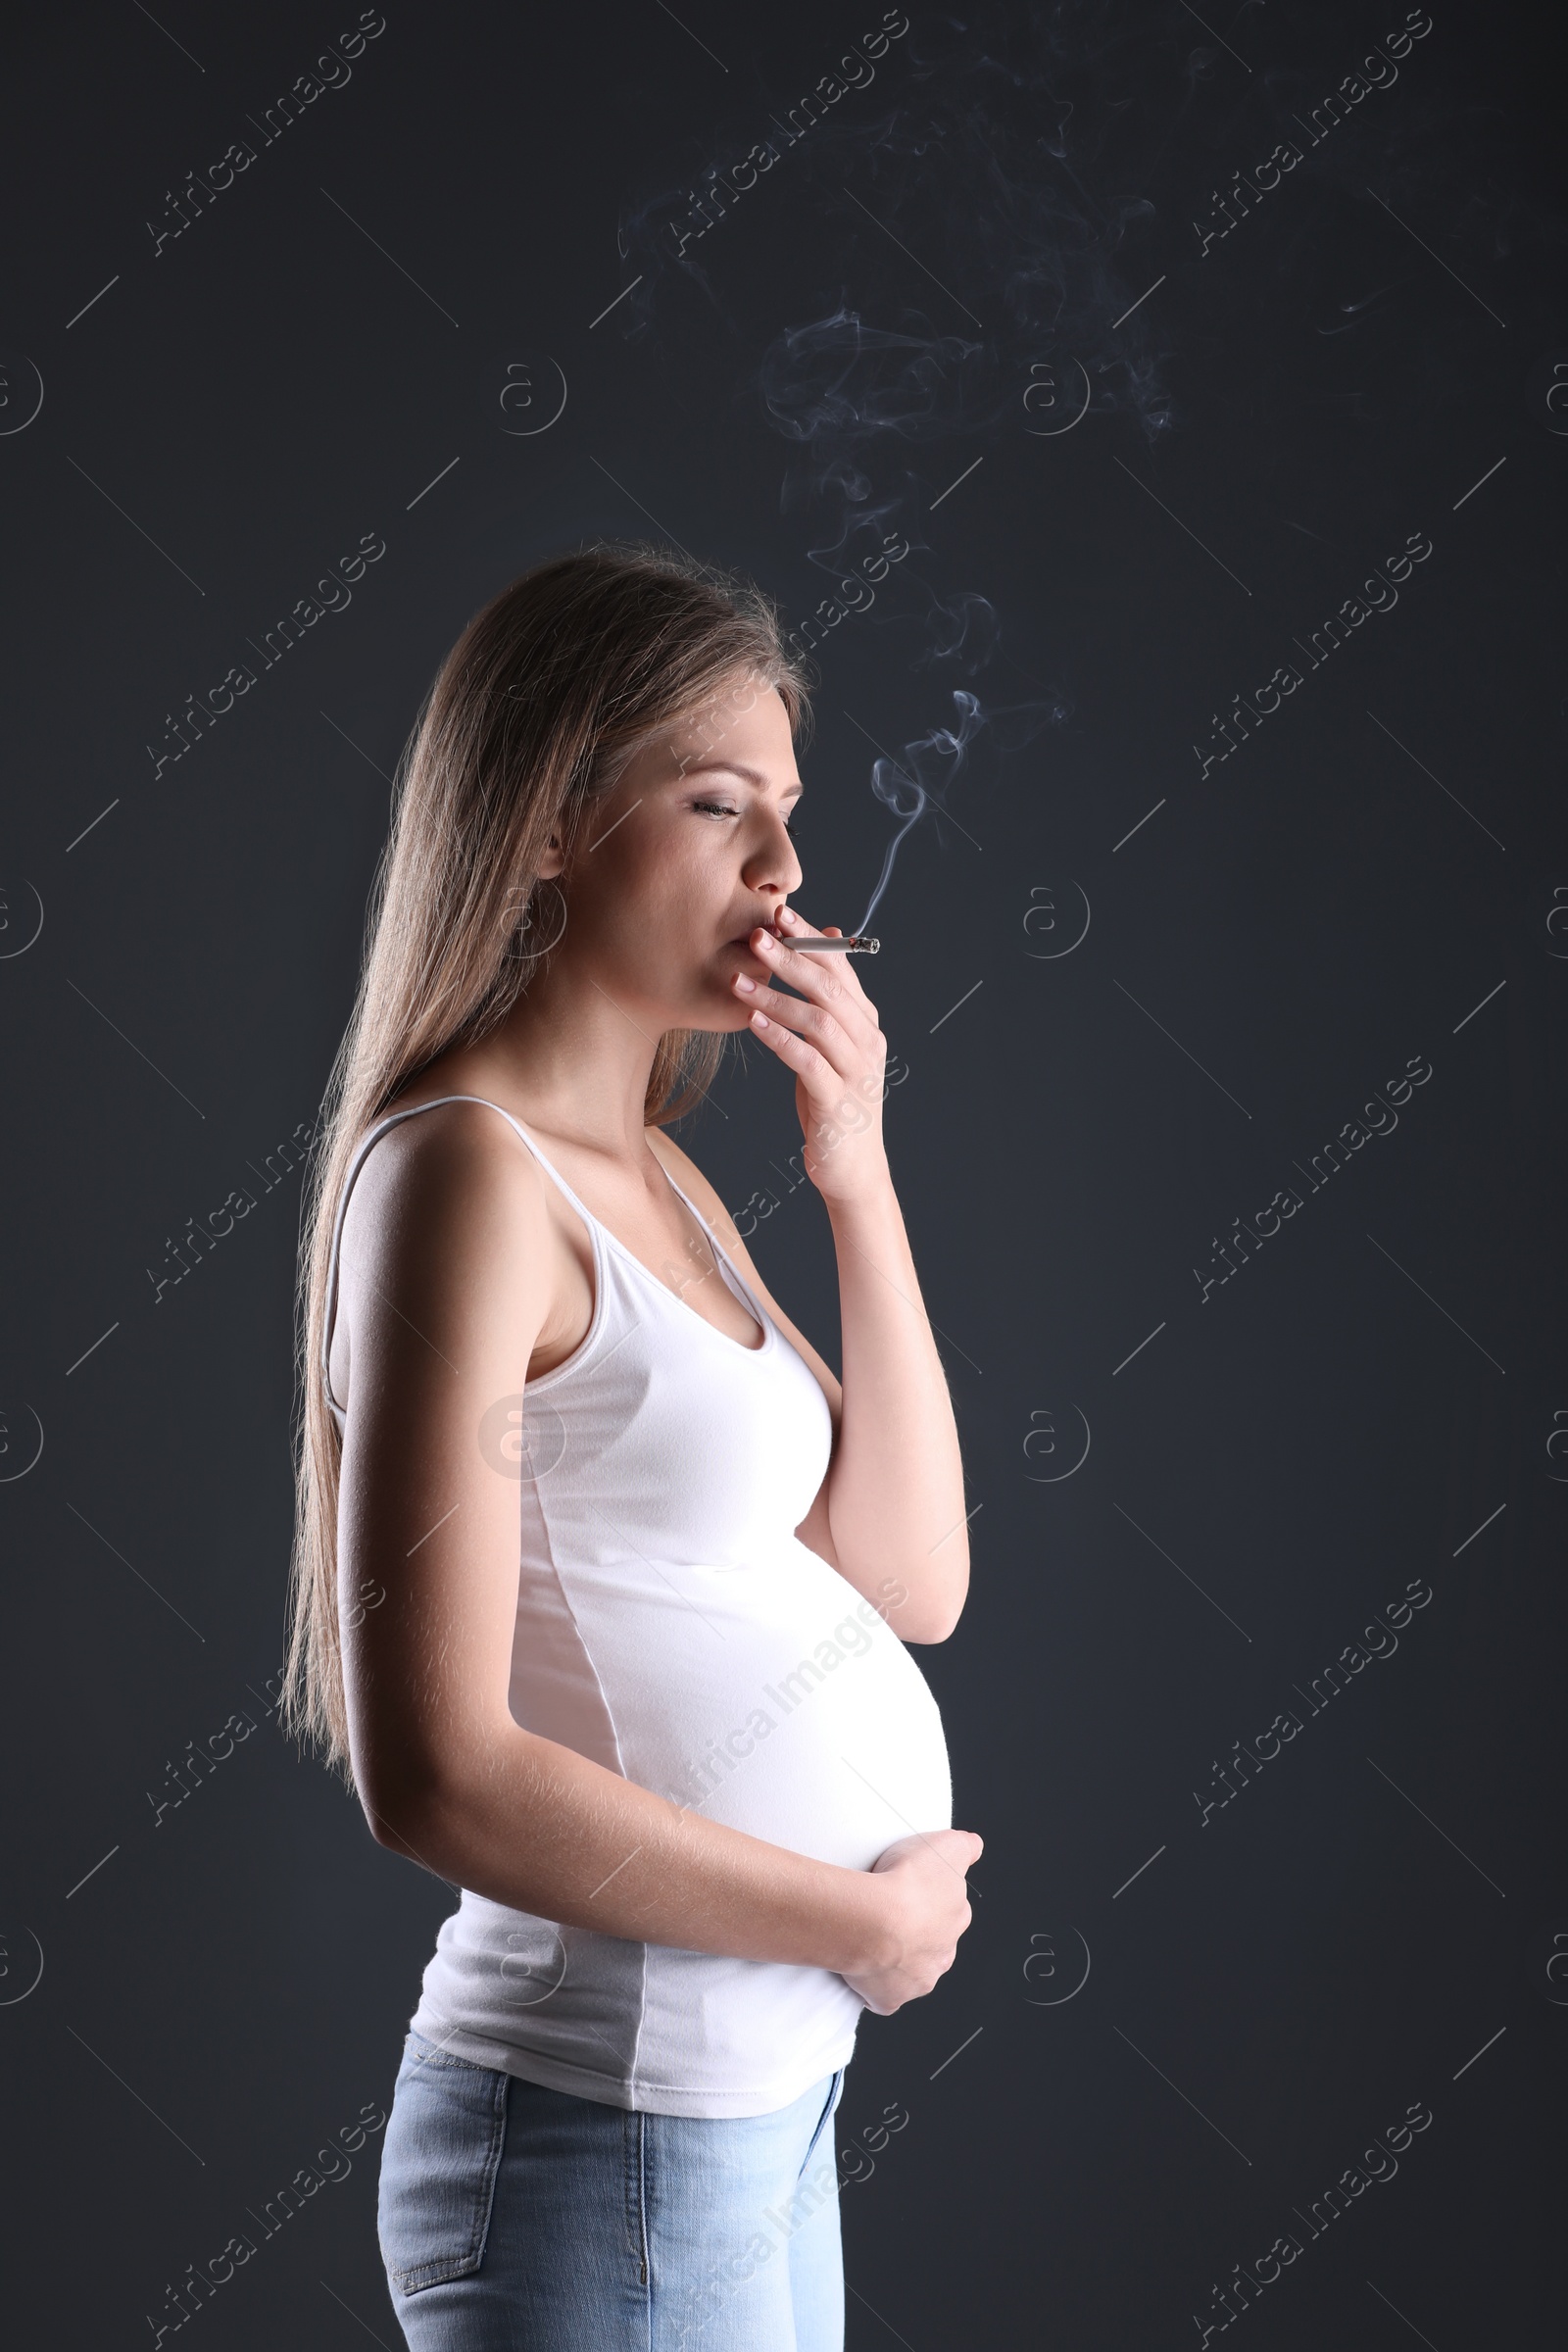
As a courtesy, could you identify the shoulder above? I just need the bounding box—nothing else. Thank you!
[349,1095,545,1215]
[332,1097,564,1421]
[338,1098,554,1303]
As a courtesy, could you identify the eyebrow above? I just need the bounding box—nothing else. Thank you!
[681,760,803,799]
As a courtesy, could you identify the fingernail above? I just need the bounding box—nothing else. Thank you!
[735,974,757,993]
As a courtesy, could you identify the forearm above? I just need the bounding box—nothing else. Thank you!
[823,1178,969,1638]
[373,1725,890,1972]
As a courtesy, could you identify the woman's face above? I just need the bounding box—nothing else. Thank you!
[548,672,808,1032]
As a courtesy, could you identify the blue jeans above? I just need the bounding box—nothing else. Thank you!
[377,2030,847,2350]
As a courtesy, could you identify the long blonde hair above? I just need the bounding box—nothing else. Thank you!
[283,542,811,1784]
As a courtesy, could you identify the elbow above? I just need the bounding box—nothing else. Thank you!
[914,1552,970,1642]
[904,1607,963,1643]
[362,1784,428,1855]
[903,1565,969,1643]
[357,1719,525,1867]
[356,1752,448,1859]
[895,1587,968,1643]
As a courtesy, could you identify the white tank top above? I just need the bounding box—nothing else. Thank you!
[322,1094,953,2118]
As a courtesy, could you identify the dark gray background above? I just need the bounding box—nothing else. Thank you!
[1,2,1563,2344]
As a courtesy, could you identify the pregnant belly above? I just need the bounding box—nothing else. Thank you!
[513,1539,954,1873]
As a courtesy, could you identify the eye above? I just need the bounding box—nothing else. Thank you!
[691,798,801,838]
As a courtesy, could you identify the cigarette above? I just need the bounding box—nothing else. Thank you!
[772,933,880,954]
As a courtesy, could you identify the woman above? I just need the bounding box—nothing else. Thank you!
[284,544,982,2351]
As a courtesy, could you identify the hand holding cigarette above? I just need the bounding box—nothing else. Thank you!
[732,906,890,1201]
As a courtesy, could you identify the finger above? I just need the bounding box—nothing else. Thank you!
[744,1004,845,1095]
[755,927,878,1030]
[774,906,824,939]
[773,908,871,1002]
[742,986,870,1100]
[781,913,843,943]
[744,1013,883,1149]
[740,1002,888,1140]
[760,986,888,1113]
[770,907,859,964]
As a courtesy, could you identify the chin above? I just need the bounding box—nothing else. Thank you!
[696,987,760,1033]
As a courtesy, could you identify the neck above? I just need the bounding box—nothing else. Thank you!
[454,951,670,1161]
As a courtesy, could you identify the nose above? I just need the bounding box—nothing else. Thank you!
[743,808,803,899]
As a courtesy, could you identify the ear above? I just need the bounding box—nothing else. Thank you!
[535,835,565,880]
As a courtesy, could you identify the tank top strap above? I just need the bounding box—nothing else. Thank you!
[319,1092,599,1415]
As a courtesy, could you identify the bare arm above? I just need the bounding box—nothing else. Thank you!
[818,1179,969,1636]
[333,1102,977,2003]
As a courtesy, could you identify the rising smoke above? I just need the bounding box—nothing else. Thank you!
[613,7,1187,919]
